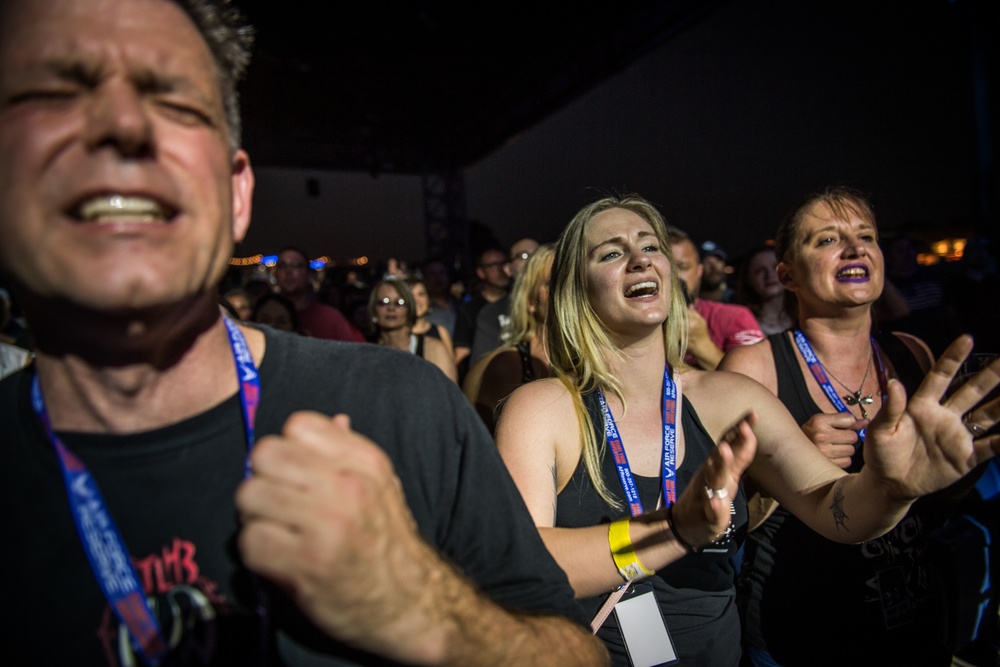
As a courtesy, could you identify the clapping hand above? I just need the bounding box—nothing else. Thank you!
[236,412,446,662]
[865,335,1000,500]
[669,412,757,549]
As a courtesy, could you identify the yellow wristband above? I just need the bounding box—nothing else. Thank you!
[608,518,655,581]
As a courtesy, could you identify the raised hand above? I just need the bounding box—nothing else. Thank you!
[669,412,758,549]
[865,335,1000,500]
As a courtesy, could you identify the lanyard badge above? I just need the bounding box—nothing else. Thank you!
[598,365,679,517]
[792,329,886,441]
[31,317,260,666]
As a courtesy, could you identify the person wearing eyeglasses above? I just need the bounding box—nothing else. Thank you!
[469,238,541,366]
[275,246,364,342]
[453,246,512,378]
[368,279,458,383]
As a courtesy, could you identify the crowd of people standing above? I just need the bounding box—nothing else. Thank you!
[6,178,997,664]
[2,1,998,664]
[193,189,1000,667]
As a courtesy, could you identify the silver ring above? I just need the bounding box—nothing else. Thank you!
[965,421,987,438]
[704,486,729,500]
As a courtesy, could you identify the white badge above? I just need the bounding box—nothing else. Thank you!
[613,582,679,666]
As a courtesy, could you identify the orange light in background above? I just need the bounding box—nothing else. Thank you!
[355,256,369,266]
[228,254,263,267]
[952,238,966,259]
[918,237,967,266]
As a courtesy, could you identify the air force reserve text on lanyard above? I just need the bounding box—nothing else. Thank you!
[31,317,261,666]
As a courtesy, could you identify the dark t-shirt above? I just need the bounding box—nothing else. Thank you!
[0,327,584,666]
[558,390,748,667]
[452,294,490,350]
[469,295,508,363]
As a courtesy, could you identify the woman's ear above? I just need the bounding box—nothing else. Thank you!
[776,262,796,290]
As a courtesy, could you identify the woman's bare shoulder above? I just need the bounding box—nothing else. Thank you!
[506,375,573,406]
[679,366,779,434]
[718,336,779,394]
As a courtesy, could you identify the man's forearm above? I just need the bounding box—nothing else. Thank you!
[358,539,609,666]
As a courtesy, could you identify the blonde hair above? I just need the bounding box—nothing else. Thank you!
[547,194,688,506]
[501,244,555,346]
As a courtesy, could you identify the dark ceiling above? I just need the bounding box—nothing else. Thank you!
[237,1,726,176]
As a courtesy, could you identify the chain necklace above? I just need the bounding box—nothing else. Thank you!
[821,348,875,418]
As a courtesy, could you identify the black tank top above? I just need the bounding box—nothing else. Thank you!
[515,341,535,383]
[558,389,747,666]
[410,333,425,359]
[740,331,951,666]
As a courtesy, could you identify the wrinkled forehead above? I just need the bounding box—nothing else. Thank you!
[1,0,203,53]
[585,207,657,246]
[797,199,877,242]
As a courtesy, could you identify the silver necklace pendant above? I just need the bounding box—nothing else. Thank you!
[843,391,874,419]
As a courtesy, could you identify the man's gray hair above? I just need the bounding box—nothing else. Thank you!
[174,0,255,149]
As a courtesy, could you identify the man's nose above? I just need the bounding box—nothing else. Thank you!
[83,81,154,157]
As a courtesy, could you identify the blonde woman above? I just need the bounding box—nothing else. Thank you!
[463,244,554,434]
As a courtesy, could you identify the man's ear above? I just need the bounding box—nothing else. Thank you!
[230,149,255,243]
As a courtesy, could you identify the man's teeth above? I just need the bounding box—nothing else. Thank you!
[78,195,168,222]
[837,267,867,278]
[625,281,657,297]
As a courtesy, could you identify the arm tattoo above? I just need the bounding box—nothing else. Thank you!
[829,479,850,533]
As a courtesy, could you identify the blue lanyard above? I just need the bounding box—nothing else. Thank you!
[31,317,261,666]
[792,329,886,441]
[598,366,679,517]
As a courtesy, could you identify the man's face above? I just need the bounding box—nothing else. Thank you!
[275,249,310,296]
[669,239,703,300]
[508,238,539,279]
[701,254,727,289]
[476,249,511,291]
[0,0,254,312]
